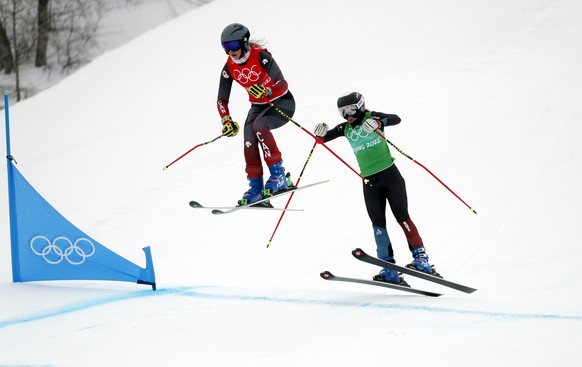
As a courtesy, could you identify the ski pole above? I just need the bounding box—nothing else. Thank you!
[163,134,224,170]
[266,140,319,248]
[374,130,477,214]
[269,102,367,184]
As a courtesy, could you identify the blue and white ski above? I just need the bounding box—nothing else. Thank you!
[189,201,303,212]
[191,179,329,215]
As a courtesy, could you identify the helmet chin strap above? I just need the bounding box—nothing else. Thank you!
[231,50,250,64]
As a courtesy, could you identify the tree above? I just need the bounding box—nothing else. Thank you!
[1,0,112,100]
[34,0,48,67]
[8,0,22,100]
[0,17,13,73]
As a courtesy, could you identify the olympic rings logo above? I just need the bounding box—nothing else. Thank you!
[347,126,373,141]
[30,235,96,265]
[233,65,260,84]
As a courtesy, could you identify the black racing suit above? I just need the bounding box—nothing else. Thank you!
[319,111,424,260]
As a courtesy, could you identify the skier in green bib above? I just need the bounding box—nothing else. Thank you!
[313,92,440,285]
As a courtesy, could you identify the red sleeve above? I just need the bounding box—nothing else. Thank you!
[269,80,288,97]
[217,99,230,120]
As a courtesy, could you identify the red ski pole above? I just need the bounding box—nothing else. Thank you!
[375,130,477,214]
[269,102,368,184]
[163,134,224,170]
[266,140,318,248]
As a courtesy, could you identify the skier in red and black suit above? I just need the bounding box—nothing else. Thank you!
[217,23,295,206]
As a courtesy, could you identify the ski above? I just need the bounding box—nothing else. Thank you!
[351,248,477,294]
[207,179,329,215]
[320,271,442,297]
[189,200,304,212]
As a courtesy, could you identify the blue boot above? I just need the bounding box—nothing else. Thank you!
[407,247,440,277]
[264,161,288,194]
[373,256,409,286]
[239,177,263,205]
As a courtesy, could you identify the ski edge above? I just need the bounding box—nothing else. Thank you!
[320,271,442,297]
[352,248,477,294]
[210,179,329,215]
[189,201,304,212]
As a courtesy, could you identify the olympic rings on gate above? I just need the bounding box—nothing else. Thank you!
[29,235,96,265]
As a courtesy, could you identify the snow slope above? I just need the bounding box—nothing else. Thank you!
[1,0,582,366]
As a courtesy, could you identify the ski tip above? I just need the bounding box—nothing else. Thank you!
[320,271,334,279]
[211,209,225,215]
[351,248,365,258]
[189,201,202,208]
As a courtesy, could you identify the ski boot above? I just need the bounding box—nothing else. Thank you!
[262,161,292,197]
[264,161,288,193]
[373,268,409,287]
[372,257,409,286]
[406,247,441,278]
[237,177,269,207]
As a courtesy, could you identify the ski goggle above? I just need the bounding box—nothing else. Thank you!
[338,97,365,119]
[222,40,241,53]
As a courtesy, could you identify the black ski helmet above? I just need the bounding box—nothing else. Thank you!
[337,92,366,120]
[221,23,250,53]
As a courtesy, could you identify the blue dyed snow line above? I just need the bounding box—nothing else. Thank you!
[0,287,184,329]
[1,286,581,329]
[178,289,582,321]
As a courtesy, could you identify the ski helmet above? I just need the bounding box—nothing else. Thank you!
[221,23,250,54]
[337,92,365,120]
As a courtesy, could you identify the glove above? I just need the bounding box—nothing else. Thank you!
[221,117,239,137]
[248,84,271,99]
[362,118,381,134]
[313,123,329,137]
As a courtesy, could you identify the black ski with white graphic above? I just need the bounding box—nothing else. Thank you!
[205,180,329,215]
[320,271,442,297]
[189,201,304,212]
[352,248,477,294]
